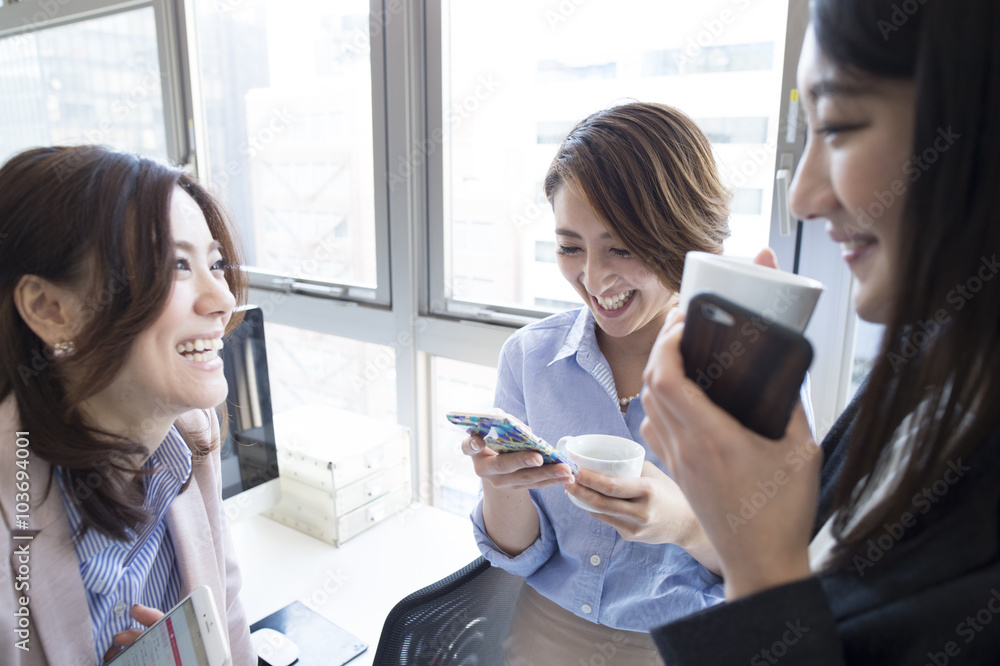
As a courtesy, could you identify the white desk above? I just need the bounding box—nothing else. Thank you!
[229,503,482,665]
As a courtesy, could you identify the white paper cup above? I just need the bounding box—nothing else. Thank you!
[678,251,825,333]
[557,434,645,513]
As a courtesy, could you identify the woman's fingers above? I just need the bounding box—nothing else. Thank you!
[130,603,165,628]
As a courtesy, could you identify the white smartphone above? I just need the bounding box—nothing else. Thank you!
[107,585,231,666]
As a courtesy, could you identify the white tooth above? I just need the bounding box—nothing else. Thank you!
[194,339,206,351]
[193,353,204,362]
[176,344,185,354]
[184,341,194,352]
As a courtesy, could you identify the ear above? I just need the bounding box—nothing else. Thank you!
[13,275,86,346]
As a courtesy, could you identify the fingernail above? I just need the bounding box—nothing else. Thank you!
[469,440,481,453]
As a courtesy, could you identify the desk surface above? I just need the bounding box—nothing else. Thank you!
[229,503,482,666]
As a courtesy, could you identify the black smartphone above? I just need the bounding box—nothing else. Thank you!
[680,292,813,439]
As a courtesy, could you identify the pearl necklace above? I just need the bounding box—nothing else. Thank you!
[618,391,641,407]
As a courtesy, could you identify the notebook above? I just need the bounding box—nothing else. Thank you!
[250,601,368,666]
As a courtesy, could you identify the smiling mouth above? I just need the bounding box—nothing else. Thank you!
[594,290,634,311]
[176,338,223,363]
[842,237,876,251]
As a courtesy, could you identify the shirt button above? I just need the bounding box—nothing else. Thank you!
[581,604,592,614]
[590,555,601,566]
[114,600,127,616]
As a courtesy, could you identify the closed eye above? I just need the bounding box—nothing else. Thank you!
[611,248,632,259]
[813,122,868,138]
[557,245,581,256]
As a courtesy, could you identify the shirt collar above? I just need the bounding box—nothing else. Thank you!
[57,425,193,591]
[549,307,598,366]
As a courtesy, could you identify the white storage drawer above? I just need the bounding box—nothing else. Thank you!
[263,405,413,546]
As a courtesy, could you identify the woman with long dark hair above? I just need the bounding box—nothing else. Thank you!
[641,0,1000,662]
[0,145,255,664]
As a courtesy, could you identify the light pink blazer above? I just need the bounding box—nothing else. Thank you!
[0,397,255,665]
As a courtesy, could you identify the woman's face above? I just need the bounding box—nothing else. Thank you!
[97,187,236,427]
[790,28,917,324]
[553,186,674,339]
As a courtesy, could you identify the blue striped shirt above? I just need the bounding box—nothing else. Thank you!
[57,426,192,665]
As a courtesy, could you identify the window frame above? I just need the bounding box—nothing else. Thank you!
[1,0,860,509]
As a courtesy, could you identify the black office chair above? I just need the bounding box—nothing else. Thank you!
[372,556,524,665]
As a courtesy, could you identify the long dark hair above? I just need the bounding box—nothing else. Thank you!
[812,0,1000,567]
[543,102,731,293]
[0,146,247,540]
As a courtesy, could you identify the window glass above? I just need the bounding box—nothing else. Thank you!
[264,321,397,425]
[441,0,791,312]
[431,357,498,516]
[0,8,166,162]
[192,0,377,288]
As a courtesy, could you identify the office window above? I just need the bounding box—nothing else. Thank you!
[264,322,397,425]
[433,0,792,317]
[642,42,774,76]
[191,0,382,299]
[733,188,764,215]
[431,357,498,516]
[0,8,167,163]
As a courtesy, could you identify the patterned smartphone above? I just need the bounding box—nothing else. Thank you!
[446,409,579,473]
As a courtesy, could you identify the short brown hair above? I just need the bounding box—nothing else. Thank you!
[0,145,247,539]
[544,102,731,292]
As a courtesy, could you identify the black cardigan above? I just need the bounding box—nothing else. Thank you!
[652,386,1000,665]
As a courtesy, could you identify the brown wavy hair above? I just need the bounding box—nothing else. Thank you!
[0,145,247,540]
[543,102,731,292]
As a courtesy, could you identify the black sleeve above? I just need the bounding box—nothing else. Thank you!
[651,577,845,666]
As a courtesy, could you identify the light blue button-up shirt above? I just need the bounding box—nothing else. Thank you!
[57,426,191,665]
[471,307,727,632]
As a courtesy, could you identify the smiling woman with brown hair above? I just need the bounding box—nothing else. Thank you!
[0,145,255,665]
[460,102,742,665]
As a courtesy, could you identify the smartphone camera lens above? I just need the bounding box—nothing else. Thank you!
[701,303,735,326]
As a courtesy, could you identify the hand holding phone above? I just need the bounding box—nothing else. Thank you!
[106,585,231,666]
[680,293,813,439]
[446,409,579,473]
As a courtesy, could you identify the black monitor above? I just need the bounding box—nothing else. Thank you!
[218,305,281,521]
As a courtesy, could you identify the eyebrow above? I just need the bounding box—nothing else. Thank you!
[174,240,223,253]
[555,229,614,240]
[807,79,877,102]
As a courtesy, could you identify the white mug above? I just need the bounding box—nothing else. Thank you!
[557,434,645,513]
[677,251,825,333]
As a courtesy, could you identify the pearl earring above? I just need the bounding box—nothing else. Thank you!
[51,341,76,358]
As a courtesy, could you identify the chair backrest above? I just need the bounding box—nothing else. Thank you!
[373,556,525,665]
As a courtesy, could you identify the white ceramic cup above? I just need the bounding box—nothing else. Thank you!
[677,251,825,333]
[557,434,645,513]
